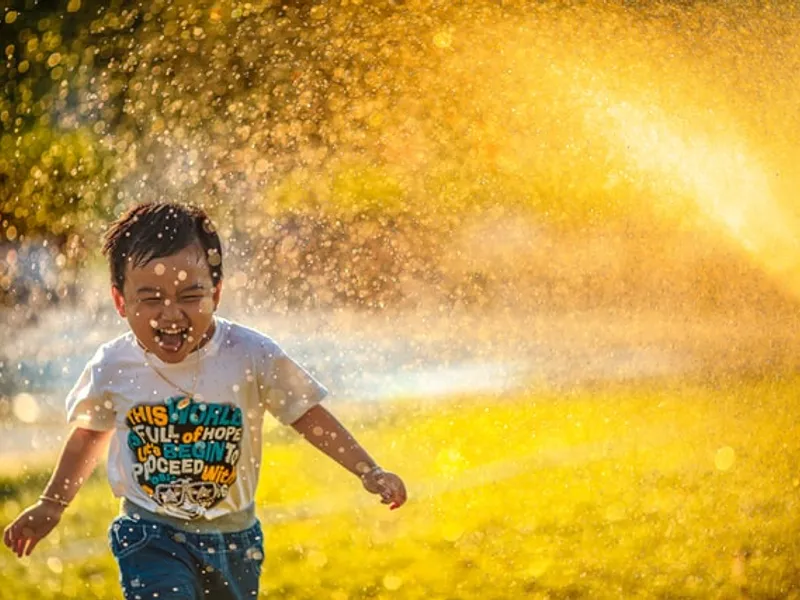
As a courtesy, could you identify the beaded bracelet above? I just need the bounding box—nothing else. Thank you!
[38,494,70,508]
[359,465,385,480]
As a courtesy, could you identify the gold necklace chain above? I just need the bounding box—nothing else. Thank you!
[142,346,201,404]
[136,320,216,405]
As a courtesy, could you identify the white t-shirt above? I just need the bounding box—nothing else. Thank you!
[65,317,327,522]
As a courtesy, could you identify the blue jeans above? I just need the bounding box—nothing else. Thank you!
[109,515,265,599]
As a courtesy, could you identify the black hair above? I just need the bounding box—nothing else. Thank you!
[102,202,223,291]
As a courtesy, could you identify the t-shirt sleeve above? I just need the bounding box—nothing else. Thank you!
[258,344,328,425]
[65,347,117,431]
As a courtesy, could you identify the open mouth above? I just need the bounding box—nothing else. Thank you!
[153,326,193,353]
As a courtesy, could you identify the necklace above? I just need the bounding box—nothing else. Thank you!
[141,346,202,408]
[137,320,215,406]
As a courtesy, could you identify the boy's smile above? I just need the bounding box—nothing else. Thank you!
[111,244,221,364]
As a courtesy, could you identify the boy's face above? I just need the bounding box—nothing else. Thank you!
[111,244,221,364]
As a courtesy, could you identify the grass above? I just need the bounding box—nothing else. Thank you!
[1,376,800,599]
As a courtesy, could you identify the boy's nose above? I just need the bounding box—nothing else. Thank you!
[160,299,186,321]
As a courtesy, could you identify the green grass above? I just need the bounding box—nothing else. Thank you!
[2,377,800,599]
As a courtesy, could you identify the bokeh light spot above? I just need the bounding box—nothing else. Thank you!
[12,393,40,424]
[383,574,403,591]
[46,557,63,574]
[715,446,736,471]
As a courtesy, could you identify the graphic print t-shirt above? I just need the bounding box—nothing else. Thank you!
[65,318,327,521]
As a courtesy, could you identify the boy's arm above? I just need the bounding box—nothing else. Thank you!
[3,426,113,557]
[291,404,407,509]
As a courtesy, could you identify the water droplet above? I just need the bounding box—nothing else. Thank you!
[383,574,403,590]
[715,446,736,471]
[248,548,263,561]
[433,30,453,49]
[12,393,40,424]
[307,549,328,568]
[46,556,63,573]
[154,263,166,275]
[199,297,215,313]
[230,271,248,289]
[441,522,464,542]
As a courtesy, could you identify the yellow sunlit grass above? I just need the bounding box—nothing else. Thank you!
[2,377,800,598]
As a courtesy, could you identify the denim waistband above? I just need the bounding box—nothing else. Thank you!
[120,497,257,534]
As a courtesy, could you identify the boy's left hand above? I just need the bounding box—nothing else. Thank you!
[361,468,407,510]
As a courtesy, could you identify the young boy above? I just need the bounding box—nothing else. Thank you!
[3,202,407,599]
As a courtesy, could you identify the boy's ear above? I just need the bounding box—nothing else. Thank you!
[212,280,222,310]
[111,286,127,318]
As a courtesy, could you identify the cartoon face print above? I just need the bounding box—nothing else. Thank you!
[126,396,243,519]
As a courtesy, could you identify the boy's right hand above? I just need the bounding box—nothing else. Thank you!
[3,500,65,558]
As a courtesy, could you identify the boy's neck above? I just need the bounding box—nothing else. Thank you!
[195,317,217,352]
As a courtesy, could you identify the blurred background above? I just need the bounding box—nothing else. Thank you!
[1,0,799,454]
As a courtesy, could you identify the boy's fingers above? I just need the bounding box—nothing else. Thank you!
[391,491,407,508]
[387,479,404,497]
[370,473,407,508]
[15,537,26,558]
[25,537,40,557]
[379,480,406,508]
[392,484,407,508]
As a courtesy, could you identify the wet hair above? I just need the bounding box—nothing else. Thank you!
[102,202,223,291]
